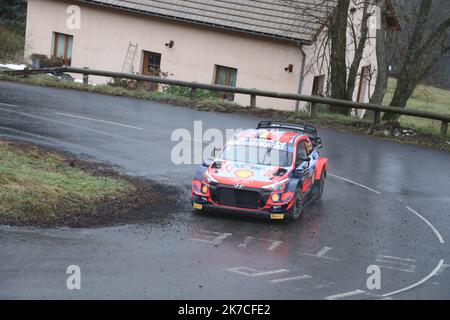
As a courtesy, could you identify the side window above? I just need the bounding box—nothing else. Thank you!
[305,139,313,155]
[295,141,307,165]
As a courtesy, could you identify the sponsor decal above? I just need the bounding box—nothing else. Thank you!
[234,169,254,179]
[230,138,289,151]
[193,203,203,209]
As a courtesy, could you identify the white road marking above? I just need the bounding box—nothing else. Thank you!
[379,255,416,262]
[0,102,19,108]
[238,236,283,251]
[435,263,450,276]
[55,112,143,130]
[227,267,289,277]
[301,246,339,261]
[325,290,367,300]
[0,108,141,143]
[188,230,232,245]
[316,246,333,257]
[376,255,416,273]
[270,275,311,283]
[328,174,381,194]
[315,281,335,289]
[406,206,445,244]
[380,259,445,298]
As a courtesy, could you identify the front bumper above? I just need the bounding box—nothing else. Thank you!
[192,193,291,220]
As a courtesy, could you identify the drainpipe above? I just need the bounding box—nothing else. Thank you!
[295,43,307,112]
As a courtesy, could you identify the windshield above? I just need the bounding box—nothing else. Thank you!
[219,143,293,167]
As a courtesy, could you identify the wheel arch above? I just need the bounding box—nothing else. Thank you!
[315,157,328,180]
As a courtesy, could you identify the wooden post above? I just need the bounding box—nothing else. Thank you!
[373,111,381,126]
[250,94,256,108]
[191,87,197,100]
[136,80,142,90]
[309,102,317,117]
[82,67,89,85]
[441,121,448,138]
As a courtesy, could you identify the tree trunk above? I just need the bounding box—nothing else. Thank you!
[346,0,371,101]
[383,0,433,121]
[368,0,388,108]
[329,0,351,114]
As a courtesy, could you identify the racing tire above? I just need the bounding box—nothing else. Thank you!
[312,170,326,200]
[287,189,304,221]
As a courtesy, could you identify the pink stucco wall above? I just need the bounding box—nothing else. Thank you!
[25,0,304,110]
[298,6,378,115]
[25,0,379,114]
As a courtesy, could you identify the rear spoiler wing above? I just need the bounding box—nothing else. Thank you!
[257,121,322,148]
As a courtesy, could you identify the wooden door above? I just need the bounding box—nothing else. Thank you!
[142,51,161,90]
[214,65,237,101]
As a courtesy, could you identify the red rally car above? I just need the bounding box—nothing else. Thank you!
[191,121,328,220]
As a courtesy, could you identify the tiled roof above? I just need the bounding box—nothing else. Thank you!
[75,0,337,42]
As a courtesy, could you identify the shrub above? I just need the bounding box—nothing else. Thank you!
[0,26,24,63]
[163,84,219,99]
[28,54,65,68]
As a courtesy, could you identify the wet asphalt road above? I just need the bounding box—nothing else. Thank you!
[0,81,449,299]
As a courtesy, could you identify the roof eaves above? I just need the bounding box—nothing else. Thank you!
[74,0,314,43]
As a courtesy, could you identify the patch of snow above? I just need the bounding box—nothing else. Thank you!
[0,63,27,70]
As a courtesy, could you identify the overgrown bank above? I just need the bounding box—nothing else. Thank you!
[0,140,176,227]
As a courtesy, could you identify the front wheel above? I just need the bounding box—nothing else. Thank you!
[313,170,326,200]
[287,189,304,221]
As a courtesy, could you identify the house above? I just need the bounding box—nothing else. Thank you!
[24,0,400,111]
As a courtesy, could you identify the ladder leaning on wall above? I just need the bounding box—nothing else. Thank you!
[122,41,138,74]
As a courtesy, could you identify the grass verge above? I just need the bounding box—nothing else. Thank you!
[1,73,449,152]
[383,78,450,135]
[0,139,175,227]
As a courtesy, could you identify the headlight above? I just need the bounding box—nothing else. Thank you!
[263,178,289,191]
[203,170,218,183]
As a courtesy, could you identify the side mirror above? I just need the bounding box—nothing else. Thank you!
[202,157,214,167]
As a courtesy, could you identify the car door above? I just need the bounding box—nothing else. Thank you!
[295,138,316,193]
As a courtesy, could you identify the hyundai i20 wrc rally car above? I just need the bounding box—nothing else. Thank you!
[191,121,328,220]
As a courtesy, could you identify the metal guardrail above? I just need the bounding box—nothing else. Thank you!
[2,66,449,137]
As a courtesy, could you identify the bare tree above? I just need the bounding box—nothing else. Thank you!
[329,0,351,111]
[282,0,375,115]
[346,0,371,101]
[369,0,389,106]
[384,0,450,121]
